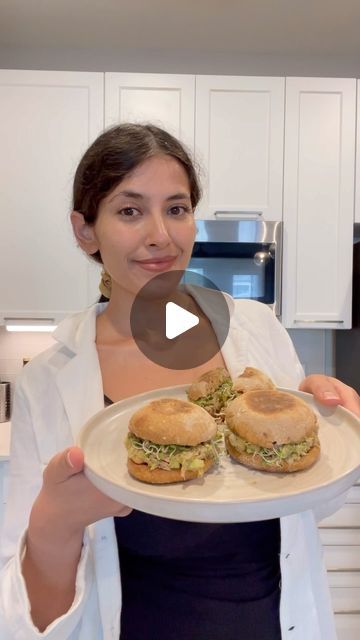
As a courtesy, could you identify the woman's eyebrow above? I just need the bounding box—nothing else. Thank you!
[109,190,143,202]
[166,193,191,201]
[109,190,191,203]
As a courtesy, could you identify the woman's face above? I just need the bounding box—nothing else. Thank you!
[83,154,196,299]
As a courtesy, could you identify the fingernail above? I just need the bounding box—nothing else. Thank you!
[66,450,75,468]
[323,391,340,400]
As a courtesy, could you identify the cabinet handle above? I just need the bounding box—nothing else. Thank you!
[328,567,360,573]
[214,211,263,219]
[293,320,344,324]
[334,610,360,615]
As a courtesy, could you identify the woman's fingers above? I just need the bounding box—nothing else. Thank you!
[299,374,360,417]
[41,447,133,524]
[43,446,84,485]
[330,378,360,417]
[299,375,340,403]
[66,446,85,472]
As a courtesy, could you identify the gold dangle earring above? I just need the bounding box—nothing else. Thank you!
[99,269,112,299]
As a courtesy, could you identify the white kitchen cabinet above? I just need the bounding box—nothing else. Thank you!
[318,480,360,634]
[355,79,360,223]
[282,77,356,329]
[1,70,358,330]
[0,70,104,325]
[0,455,9,536]
[105,73,195,151]
[194,75,285,220]
[335,614,360,640]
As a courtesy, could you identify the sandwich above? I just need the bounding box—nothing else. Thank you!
[187,367,275,422]
[224,389,320,472]
[233,367,276,394]
[187,367,237,422]
[126,397,222,483]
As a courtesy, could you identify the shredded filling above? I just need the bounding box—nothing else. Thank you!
[126,431,223,478]
[191,379,237,423]
[226,430,319,467]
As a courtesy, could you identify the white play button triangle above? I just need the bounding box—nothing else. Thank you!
[130,270,230,368]
[165,301,199,340]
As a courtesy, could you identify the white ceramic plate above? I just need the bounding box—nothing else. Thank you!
[77,385,360,523]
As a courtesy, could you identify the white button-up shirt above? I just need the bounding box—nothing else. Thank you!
[0,291,342,639]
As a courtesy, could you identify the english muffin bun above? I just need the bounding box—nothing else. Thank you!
[225,389,317,448]
[224,389,320,473]
[126,398,220,484]
[233,367,276,394]
[129,398,217,446]
[187,367,230,402]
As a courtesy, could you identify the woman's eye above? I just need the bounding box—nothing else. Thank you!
[118,207,140,218]
[168,205,190,216]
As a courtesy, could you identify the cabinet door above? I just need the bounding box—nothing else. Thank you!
[195,76,285,220]
[335,614,360,640]
[0,70,104,324]
[355,80,360,223]
[105,73,195,150]
[282,77,356,329]
[0,460,9,535]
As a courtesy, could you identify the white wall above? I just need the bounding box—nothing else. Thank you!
[288,329,335,377]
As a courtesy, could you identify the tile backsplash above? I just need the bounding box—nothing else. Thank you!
[0,327,55,394]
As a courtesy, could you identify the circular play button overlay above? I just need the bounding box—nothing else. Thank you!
[130,270,231,370]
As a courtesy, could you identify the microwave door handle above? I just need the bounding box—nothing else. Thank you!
[293,320,345,324]
[214,211,263,219]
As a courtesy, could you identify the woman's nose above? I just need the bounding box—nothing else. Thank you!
[145,213,171,246]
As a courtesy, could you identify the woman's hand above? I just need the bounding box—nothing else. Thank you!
[23,446,131,631]
[299,374,360,418]
[29,445,131,541]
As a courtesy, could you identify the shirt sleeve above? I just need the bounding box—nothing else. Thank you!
[0,382,94,639]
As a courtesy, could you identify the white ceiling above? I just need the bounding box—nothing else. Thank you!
[1,0,360,56]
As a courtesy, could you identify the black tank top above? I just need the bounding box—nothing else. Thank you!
[107,397,281,640]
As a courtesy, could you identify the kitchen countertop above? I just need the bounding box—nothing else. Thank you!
[0,422,10,461]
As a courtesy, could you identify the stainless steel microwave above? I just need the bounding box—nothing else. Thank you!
[184,219,282,317]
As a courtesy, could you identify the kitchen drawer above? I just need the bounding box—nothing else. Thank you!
[329,570,360,614]
[335,613,360,639]
[346,485,360,503]
[0,460,9,534]
[330,587,360,612]
[319,503,360,527]
[0,460,8,502]
[323,545,360,570]
[320,528,360,546]
[328,571,360,588]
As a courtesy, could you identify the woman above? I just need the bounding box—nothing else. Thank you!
[0,124,359,640]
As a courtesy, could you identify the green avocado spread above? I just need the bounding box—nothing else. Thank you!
[126,432,223,477]
[227,430,319,467]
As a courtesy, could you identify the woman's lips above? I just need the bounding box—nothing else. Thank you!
[133,257,178,272]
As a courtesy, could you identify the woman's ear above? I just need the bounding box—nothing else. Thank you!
[71,211,99,255]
